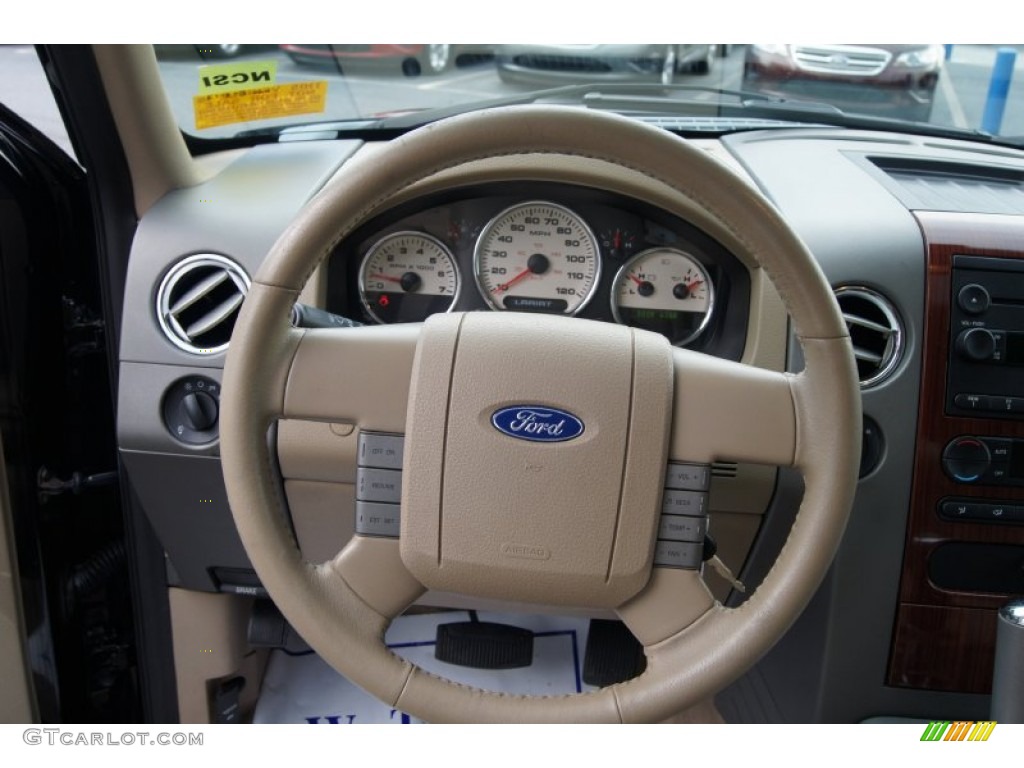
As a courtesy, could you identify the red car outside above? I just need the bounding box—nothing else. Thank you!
[742,44,943,122]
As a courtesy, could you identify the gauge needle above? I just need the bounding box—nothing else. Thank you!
[493,267,532,294]
[628,273,644,286]
[686,279,704,290]
[369,273,403,284]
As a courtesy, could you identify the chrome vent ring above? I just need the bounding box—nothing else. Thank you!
[834,286,904,388]
[156,254,250,355]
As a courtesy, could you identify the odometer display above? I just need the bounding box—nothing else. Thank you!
[474,201,600,315]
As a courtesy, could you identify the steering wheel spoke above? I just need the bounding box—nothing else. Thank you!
[326,536,425,619]
[617,567,716,646]
[283,324,421,431]
[671,348,797,467]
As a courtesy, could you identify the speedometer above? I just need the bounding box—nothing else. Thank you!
[474,201,600,315]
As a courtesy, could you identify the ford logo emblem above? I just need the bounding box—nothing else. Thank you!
[491,406,584,443]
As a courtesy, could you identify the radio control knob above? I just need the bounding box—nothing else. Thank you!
[957,283,991,315]
[942,437,992,483]
[956,328,997,362]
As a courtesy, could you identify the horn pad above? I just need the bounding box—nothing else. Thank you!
[400,312,674,608]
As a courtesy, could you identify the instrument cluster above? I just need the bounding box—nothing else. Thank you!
[328,182,750,358]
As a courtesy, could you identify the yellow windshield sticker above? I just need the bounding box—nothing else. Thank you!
[193,81,328,130]
[198,60,278,94]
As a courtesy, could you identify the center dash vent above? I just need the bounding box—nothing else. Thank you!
[834,286,903,387]
[156,254,250,355]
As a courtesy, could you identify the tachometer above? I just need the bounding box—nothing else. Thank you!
[474,201,600,315]
[611,248,714,346]
[359,231,460,324]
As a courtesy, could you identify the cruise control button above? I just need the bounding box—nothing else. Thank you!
[653,540,703,569]
[661,489,706,515]
[664,463,710,491]
[657,514,707,542]
[356,467,402,503]
[358,431,405,470]
[356,501,401,537]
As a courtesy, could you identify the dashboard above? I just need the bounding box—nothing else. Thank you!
[115,125,1024,724]
[326,182,750,359]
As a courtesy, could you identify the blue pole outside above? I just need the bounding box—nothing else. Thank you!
[944,45,954,61]
[981,47,1017,135]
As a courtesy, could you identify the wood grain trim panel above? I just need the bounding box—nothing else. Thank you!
[888,210,1024,693]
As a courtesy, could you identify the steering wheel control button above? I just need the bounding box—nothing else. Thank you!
[356,467,402,504]
[355,501,401,538]
[657,514,707,543]
[161,376,221,444]
[958,283,991,315]
[942,436,992,483]
[663,462,710,491]
[358,432,405,470]
[653,540,704,569]
[661,489,707,515]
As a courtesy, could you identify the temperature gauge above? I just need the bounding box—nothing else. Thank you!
[611,248,714,346]
[359,231,460,324]
[599,227,638,260]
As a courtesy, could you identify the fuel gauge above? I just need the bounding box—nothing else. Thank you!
[611,248,714,346]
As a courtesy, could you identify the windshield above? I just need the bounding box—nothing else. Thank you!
[154,45,1024,142]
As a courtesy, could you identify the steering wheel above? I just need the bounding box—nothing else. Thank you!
[220,106,860,723]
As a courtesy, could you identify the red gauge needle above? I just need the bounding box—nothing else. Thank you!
[686,279,704,290]
[493,267,532,294]
[628,273,644,286]
[369,273,403,284]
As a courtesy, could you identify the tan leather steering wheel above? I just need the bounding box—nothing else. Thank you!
[220,106,861,723]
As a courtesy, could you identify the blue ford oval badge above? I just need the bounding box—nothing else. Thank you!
[491,406,584,443]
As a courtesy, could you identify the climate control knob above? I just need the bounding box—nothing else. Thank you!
[956,328,997,362]
[942,437,992,483]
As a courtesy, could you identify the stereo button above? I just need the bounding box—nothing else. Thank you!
[954,394,989,410]
[957,284,991,315]
[956,328,998,362]
[987,396,1024,414]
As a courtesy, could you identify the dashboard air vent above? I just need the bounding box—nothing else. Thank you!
[834,286,903,387]
[156,254,250,355]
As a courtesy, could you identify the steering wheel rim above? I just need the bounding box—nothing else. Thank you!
[220,105,861,723]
